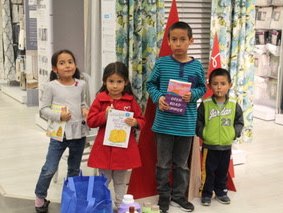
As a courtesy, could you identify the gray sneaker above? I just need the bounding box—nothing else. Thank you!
[158,196,170,212]
[216,195,230,204]
[201,197,211,206]
[171,197,194,212]
[35,199,50,213]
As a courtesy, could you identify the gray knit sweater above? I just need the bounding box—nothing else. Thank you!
[40,79,88,140]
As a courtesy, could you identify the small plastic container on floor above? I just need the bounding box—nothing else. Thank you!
[118,194,141,213]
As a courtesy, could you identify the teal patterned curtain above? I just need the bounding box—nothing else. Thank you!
[210,0,255,142]
[116,0,164,110]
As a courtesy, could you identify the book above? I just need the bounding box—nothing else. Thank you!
[103,109,133,148]
[46,104,66,142]
[165,79,192,115]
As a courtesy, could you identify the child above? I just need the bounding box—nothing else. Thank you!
[146,21,206,213]
[87,61,145,208]
[196,68,244,206]
[34,49,89,213]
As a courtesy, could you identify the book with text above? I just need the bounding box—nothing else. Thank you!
[46,104,66,142]
[103,109,133,148]
[165,79,192,115]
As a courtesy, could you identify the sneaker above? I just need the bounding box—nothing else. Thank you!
[201,197,211,206]
[158,196,170,212]
[171,197,194,212]
[35,199,50,213]
[216,195,230,204]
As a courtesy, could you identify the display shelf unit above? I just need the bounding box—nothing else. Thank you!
[0,84,27,104]
[254,0,283,121]
[275,36,283,124]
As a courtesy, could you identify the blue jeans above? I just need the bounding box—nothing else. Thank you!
[35,137,86,198]
[156,133,193,199]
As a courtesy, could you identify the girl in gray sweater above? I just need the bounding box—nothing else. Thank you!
[34,49,89,213]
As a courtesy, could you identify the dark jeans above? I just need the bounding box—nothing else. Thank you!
[201,148,231,198]
[35,137,86,198]
[155,133,193,199]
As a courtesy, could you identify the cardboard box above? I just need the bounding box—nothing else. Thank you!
[270,7,283,29]
[26,79,38,89]
[255,30,269,44]
[255,6,273,29]
[269,30,281,46]
[256,0,272,6]
[272,0,283,6]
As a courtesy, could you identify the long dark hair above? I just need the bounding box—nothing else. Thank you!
[98,61,133,95]
[49,49,80,81]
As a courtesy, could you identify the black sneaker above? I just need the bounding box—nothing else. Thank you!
[201,197,211,206]
[35,199,50,213]
[216,195,230,204]
[158,196,170,212]
[171,197,194,212]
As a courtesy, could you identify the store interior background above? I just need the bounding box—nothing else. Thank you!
[1,0,283,212]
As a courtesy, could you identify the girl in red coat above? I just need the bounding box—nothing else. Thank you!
[87,62,145,208]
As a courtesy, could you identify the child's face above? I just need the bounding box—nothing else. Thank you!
[105,73,127,99]
[53,53,76,80]
[168,29,193,59]
[209,75,232,100]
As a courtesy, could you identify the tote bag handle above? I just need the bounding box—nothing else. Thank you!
[86,176,96,212]
[68,176,96,213]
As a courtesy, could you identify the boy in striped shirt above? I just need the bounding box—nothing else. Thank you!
[147,21,206,212]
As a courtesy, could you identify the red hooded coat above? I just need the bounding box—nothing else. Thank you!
[87,91,145,170]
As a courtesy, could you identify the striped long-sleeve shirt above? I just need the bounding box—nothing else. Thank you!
[146,56,206,136]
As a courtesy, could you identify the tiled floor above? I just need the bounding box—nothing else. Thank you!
[1,90,283,213]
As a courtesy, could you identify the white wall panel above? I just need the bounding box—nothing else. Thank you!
[164,0,212,71]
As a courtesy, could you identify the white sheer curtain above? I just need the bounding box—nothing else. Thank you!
[84,0,101,103]
[0,2,4,79]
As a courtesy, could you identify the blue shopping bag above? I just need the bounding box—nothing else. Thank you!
[61,173,112,213]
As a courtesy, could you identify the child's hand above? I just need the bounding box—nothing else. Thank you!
[82,108,89,119]
[60,106,71,121]
[158,96,169,111]
[182,92,192,102]
[124,117,138,127]
[105,104,113,118]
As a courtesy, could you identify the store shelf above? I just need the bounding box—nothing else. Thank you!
[254,4,282,123]
[0,85,27,104]
[0,79,8,86]
[275,114,283,125]
[253,105,276,121]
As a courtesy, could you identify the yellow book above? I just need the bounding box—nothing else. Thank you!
[103,109,133,148]
[46,104,66,142]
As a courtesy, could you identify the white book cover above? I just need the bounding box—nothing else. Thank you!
[46,104,66,142]
[103,109,133,148]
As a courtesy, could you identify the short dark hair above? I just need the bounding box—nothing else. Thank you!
[168,21,193,39]
[209,68,231,84]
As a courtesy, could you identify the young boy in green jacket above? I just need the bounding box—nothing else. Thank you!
[196,68,244,206]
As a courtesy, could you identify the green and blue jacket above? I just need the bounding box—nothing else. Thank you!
[196,96,244,150]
